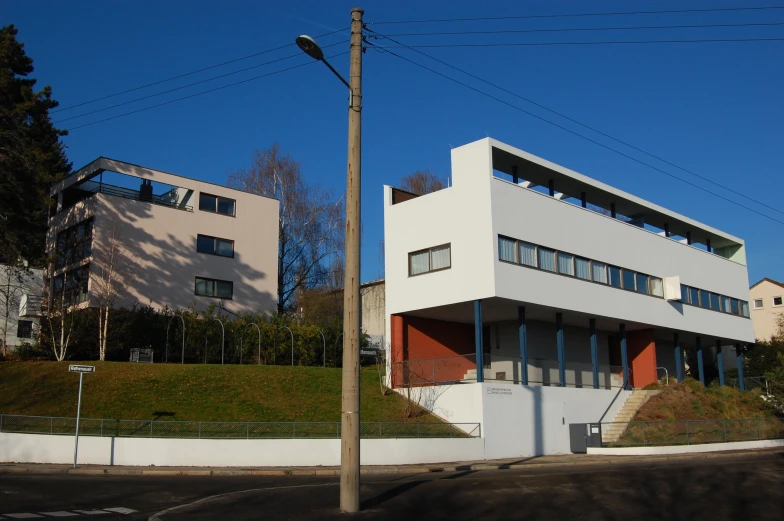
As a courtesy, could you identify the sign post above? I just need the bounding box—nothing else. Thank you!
[69,365,95,468]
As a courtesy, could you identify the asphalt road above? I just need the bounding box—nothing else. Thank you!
[1,454,782,520]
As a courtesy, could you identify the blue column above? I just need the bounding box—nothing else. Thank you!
[696,336,705,385]
[674,332,683,383]
[620,323,629,390]
[518,306,528,386]
[474,300,484,383]
[735,343,745,391]
[590,318,599,389]
[716,339,725,387]
[556,312,565,387]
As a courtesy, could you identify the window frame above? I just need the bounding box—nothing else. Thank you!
[753,299,764,309]
[196,234,235,258]
[199,192,236,217]
[16,320,33,339]
[194,276,234,300]
[773,296,783,307]
[408,243,452,277]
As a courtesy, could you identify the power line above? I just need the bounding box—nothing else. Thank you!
[53,28,348,114]
[55,40,347,124]
[363,40,784,226]
[375,37,784,49]
[66,52,349,132]
[370,6,784,25]
[382,21,784,37]
[365,29,784,217]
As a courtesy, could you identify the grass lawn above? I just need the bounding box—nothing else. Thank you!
[0,361,439,423]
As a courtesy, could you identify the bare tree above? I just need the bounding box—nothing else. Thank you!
[1,263,29,356]
[228,144,344,313]
[400,169,446,196]
[92,224,136,361]
[46,269,76,362]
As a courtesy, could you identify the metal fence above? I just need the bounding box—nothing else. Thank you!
[603,418,784,447]
[0,414,480,439]
[391,353,625,389]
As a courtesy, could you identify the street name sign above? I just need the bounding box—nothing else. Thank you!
[69,365,95,373]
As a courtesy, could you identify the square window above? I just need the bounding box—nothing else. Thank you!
[16,320,33,339]
[710,293,720,311]
[409,250,429,275]
[689,287,700,306]
[498,237,516,263]
[622,269,636,291]
[608,266,622,288]
[538,248,556,272]
[575,258,590,280]
[197,235,215,254]
[557,252,574,276]
[199,193,217,212]
[592,262,607,284]
[731,298,739,315]
[217,198,235,216]
[430,245,451,270]
[216,280,233,299]
[635,273,649,294]
[699,289,710,309]
[215,239,234,257]
[753,299,764,309]
[740,301,749,317]
[519,243,537,267]
[774,296,783,306]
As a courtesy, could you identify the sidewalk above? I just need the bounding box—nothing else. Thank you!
[1,447,780,477]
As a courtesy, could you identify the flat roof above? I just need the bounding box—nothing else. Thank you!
[488,138,743,249]
[51,157,277,201]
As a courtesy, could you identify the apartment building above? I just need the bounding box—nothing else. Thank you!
[749,278,784,341]
[46,158,279,314]
[0,263,43,351]
[383,138,755,457]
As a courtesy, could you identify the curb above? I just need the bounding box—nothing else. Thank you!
[1,448,780,477]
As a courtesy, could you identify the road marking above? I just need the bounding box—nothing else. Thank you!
[148,482,339,520]
[5,515,44,519]
[40,514,78,518]
[101,508,136,515]
[72,512,109,516]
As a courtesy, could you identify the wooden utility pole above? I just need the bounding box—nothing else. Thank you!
[340,6,363,514]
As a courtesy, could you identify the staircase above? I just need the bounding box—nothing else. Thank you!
[601,389,660,444]
[463,368,477,381]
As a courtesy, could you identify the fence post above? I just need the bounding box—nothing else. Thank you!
[0,414,3,432]
[642,422,646,446]
[50,417,53,435]
[758,418,762,440]
[198,422,202,439]
[686,422,690,445]
[246,423,249,440]
[100,419,104,438]
[292,423,296,439]
[378,424,382,438]
[150,421,153,438]
[723,419,727,443]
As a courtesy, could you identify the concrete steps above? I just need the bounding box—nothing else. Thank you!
[463,368,477,381]
[602,389,660,444]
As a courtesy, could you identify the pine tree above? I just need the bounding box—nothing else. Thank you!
[0,24,71,267]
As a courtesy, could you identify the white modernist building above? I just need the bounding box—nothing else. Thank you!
[383,138,754,456]
[46,158,279,315]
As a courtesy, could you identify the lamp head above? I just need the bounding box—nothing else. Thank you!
[296,35,324,61]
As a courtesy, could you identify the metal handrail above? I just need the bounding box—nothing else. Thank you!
[91,184,193,212]
[598,366,632,424]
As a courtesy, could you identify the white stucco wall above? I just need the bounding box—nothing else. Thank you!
[1,265,42,349]
[0,432,483,467]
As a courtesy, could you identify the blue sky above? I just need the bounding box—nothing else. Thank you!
[3,0,783,285]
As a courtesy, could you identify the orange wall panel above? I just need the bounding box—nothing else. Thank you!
[627,329,658,388]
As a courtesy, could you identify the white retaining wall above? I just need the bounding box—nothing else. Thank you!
[0,432,484,467]
[588,439,784,456]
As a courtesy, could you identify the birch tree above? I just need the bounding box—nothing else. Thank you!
[228,144,344,313]
[92,224,135,361]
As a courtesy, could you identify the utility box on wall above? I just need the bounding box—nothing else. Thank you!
[569,423,603,453]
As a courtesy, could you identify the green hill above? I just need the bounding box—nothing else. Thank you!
[0,361,436,423]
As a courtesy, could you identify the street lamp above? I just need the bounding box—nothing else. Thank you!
[296,8,364,513]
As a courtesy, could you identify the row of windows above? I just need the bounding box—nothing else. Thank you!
[195,277,233,299]
[197,234,234,258]
[498,236,664,297]
[753,296,783,309]
[55,218,94,270]
[681,285,749,318]
[199,193,236,216]
[409,244,451,276]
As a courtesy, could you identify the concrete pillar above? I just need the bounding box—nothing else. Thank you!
[556,312,565,387]
[518,306,528,386]
[474,300,484,383]
[735,343,745,391]
[590,318,599,389]
[664,223,670,237]
[674,332,684,383]
[686,231,692,245]
[716,339,725,386]
[620,323,629,390]
[512,166,519,185]
[611,203,616,218]
[548,179,555,197]
[581,192,587,208]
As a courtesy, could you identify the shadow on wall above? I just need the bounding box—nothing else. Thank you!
[522,384,544,456]
[93,197,276,315]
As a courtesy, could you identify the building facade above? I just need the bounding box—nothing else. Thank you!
[1,264,43,352]
[749,278,784,341]
[46,158,279,315]
[384,138,754,392]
